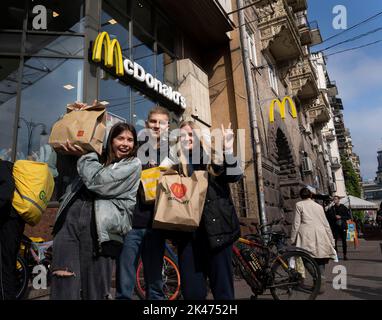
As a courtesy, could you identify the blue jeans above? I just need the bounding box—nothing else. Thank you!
[116,228,166,300]
[115,228,145,299]
[142,229,166,299]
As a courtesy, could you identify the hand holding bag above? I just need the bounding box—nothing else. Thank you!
[153,168,208,232]
[49,101,106,155]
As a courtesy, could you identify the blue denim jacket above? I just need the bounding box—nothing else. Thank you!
[54,153,141,249]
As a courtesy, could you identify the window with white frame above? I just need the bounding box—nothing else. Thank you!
[268,64,278,93]
[245,28,258,66]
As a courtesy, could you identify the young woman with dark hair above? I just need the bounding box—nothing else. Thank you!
[50,122,141,300]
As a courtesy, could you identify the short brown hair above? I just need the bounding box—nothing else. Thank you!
[147,106,170,121]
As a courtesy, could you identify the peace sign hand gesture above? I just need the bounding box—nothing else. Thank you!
[221,122,234,153]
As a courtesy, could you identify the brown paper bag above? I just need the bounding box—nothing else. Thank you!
[153,169,208,232]
[49,102,106,155]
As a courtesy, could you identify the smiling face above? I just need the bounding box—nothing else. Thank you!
[146,112,169,140]
[112,129,135,160]
[180,125,194,151]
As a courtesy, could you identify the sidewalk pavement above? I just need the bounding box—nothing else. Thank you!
[232,238,382,300]
[28,237,382,300]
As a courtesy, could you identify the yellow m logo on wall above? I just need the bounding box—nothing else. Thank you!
[269,96,297,123]
[92,31,124,76]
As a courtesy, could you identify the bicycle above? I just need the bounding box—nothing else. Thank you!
[16,234,53,299]
[135,240,181,300]
[233,219,321,300]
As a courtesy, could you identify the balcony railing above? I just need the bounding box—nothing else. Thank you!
[330,157,341,169]
[255,0,303,63]
[289,57,319,100]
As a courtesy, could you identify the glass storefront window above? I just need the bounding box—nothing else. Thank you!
[0,57,21,161]
[156,13,175,54]
[100,77,132,124]
[16,57,83,200]
[16,58,83,161]
[0,32,22,54]
[131,0,153,37]
[132,25,155,75]
[27,0,85,33]
[0,0,26,30]
[101,3,129,57]
[25,34,84,56]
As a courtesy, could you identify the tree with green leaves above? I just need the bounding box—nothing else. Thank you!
[341,156,362,197]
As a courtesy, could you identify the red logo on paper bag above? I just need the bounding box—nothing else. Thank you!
[77,130,85,137]
[170,183,187,199]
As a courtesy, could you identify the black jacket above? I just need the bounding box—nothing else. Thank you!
[0,160,16,222]
[183,152,243,251]
[326,204,351,230]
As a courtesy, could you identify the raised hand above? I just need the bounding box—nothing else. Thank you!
[221,122,234,153]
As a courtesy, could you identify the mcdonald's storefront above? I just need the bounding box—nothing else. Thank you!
[0,0,233,236]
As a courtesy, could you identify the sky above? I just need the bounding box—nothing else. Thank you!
[307,0,382,182]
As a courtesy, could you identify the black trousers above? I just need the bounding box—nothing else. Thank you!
[0,213,25,300]
[176,229,234,300]
[333,226,347,256]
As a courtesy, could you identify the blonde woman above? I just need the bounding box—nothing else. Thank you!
[173,121,243,300]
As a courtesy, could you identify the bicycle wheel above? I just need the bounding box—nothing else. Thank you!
[135,255,181,300]
[15,255,29,300]
[270,251,321,300]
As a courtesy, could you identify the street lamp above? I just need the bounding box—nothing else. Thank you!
[18,117,48,156]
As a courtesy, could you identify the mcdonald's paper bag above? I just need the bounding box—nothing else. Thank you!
[140,166,169,204]
[49,102,106,155]
[153,170,208,232]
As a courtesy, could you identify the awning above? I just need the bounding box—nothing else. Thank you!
[339,195,379,210]
[152,0,234,47]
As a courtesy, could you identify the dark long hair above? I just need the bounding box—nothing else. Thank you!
[103,122,138,166]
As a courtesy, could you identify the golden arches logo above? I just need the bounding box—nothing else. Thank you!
[92,31,124,76]
[269,96,297,123]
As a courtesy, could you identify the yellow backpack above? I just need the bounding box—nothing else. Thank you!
[12,160,55,226]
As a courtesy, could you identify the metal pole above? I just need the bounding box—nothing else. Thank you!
[236,0,268,232]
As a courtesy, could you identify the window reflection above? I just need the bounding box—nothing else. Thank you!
[0,33,22,54]
[131,0,153,37]
[16,58,83,161]
[0,0,26,30]
[27,0,85,33]
[132,25,155,75]
[25,34,84,56]
[100,77,131,123]
[0,57,20,161]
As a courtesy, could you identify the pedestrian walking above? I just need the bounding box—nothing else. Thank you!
[326,196,351,260]
[172,121,243,300]
[50,122,141,300]
[291,187,337,293]
[0,159,25,300]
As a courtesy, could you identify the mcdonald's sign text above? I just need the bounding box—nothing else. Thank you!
[92,32,186,109]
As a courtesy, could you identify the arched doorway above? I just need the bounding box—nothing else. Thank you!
[264,126,302,227]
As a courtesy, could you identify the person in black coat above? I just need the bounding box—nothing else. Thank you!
[326,196,351,260]
[173,121,242,300]
[0,159,25,300]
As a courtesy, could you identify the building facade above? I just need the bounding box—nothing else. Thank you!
[1,0,360,238]
[310,52,346,197]
[363,149,382,206]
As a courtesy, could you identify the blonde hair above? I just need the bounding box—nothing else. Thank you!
[178,121,223,176]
